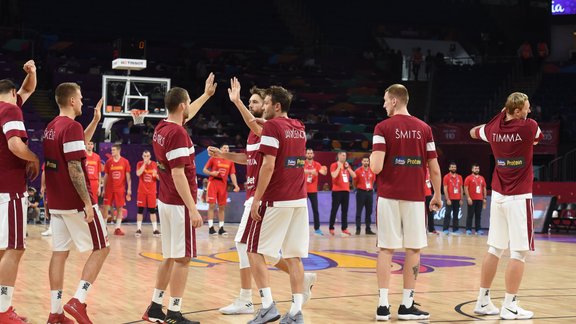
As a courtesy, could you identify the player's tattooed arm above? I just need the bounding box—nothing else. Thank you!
[68,160,92,206]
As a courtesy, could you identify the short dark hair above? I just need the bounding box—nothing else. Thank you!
[265,86,293,113]
[471,163,479,168]
[112,144,121,150]
[165,87,189,113]
[55,82,81,106]
[143,149,150,154]
[449,161,457,166]
[250,86,266,99]
[0,79,17,95]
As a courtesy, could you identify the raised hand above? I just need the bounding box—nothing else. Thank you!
[227,77,241,103]
[94,98,103,122]
[23,60,36,74]
[204,72,217,97]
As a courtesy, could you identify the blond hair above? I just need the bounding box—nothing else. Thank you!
[504,92,528,115]
[385,84,409,104]
[55,82,81,107]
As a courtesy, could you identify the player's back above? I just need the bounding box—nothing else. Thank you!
[260,117,307,203]
[481,112,541,195]
[373,115,436,201]
[0,100,27,194]
[43,116,95,210]
[245,131,262,199]
[153,120,197,205]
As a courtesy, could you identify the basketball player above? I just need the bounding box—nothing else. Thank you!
[354,156,376,235]
[0,61,40,323]
[442,162,464,235]
[202,144,240,236]
[209,79,315,316]
[85,141,103,208]
[470,92,542,320]
[102,144,131,235]
[43,82,110,324]
[370,84,442,321]
[304,148,328,236]
[246,86,309,324]
[142,75,216,324]
[135,150,160,237]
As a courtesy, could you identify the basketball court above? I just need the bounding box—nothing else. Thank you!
[16,224,576,323]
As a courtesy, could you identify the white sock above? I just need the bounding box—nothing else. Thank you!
[115,218,122,229]
[289,294,303,316]
[219,221,224,228]
[168,297,182,312]
[152,288,165,305]
[152,221,158,231]
[503,293,517,306]
[50,290,63,314]
[401,289,414,307]
[239,288,252,302]
[73,280,92,304]
[137,220,142,230]
[208,219,214,227]
[259,288,273,309]
[0,285,14,312]
[378,288,389,307]
[478,287,491,302]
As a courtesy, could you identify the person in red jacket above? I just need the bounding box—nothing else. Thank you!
[329,151,356,236]
[354,156,375,235]
[304,148,327,236]
[442,162,464,235]
[464,163,487,235]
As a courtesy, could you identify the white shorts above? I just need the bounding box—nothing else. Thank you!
[52,205,109,253]
[235,197,253,243]
[245,203,309,259]
[487,192,534,251]
[377,197,427,249]
[158,201,196,259]
[0,193,27,250]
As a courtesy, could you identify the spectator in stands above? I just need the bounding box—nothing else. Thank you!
[425,49,435,80]
[411,47,423,81]
[27,187,41,224]
[518,41,533,76]
[215,123,229,138]
[208,115,220,128]
[536,41,549,67]
[354,156,375,235]
[443,162,464,235]
[329,151,356,237]
[233,134,245,149]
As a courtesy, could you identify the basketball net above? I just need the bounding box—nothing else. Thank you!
[130,109,148,125]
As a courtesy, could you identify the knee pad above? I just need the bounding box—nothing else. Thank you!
[510,250,527,262]
[137,207,144,214]
[236,242,250,269]
[148,207,157,214]
[264,253,282,266]
[488,246,504,258]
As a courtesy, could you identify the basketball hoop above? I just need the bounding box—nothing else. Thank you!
[130,109,148,125]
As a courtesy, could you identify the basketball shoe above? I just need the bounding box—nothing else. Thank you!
[47,312,75,324]
[279,311,304,324]
[500,300,533,320]
[473,299,499,315]
[63,298,92,324]
[142,302,166,323]
[303,272,317,303]
[135,229,142,237]
[397,302,430,320]
[153,230,161,237]
[165,310,200,324]
[248,302,281,324]
[375,305,391,321]
[0,307,27,324]
[218,298,254,315]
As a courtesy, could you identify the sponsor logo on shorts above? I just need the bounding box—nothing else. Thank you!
[285,156,305,168]
[393,156,422,167]
[496,157,525,168]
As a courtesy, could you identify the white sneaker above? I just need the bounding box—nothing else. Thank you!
[473,299,499,315]
[41,228,52,236]
[303,272,317,304]
[218,298,254,315]
[500,301,534,320]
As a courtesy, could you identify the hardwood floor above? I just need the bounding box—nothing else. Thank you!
[11,224,576,323]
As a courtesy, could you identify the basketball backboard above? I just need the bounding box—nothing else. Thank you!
[102,75,170,118]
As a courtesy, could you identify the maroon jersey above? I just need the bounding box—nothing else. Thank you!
[0,96,27,194]
[258,117,307,204]
[43,116,96,211]
[245,131,262,199]
[153,120,197,205]
[372,115,437,201]
[475,112,543,195]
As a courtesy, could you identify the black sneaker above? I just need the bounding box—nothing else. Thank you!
[142,302,166,323]
[398,302,429,320]
[209,226,217,235]
[375,305,391,321]
[366,228,376,235]
[165,310,200,324]
[355,228,361,235]
[153,230,161,237]
[218,227,228,236]
[135,229,142,237]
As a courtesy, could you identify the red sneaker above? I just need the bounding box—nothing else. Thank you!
[341,229,352,237]
[47,312,75,324]
[0,307,27,323]
[64,298,93,324]
[114,228,125,236]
